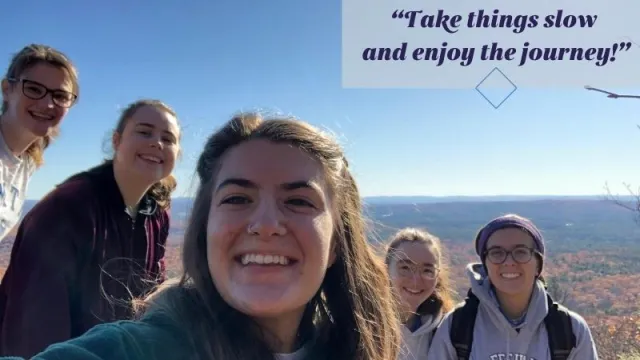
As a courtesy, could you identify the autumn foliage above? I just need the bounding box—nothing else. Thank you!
[0,235,639,359]
[589,315,640,360]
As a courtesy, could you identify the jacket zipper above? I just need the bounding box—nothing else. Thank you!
[126,207,152,275]
[125,208,136,266]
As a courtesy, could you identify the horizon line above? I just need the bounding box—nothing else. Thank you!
[25,193,630,202]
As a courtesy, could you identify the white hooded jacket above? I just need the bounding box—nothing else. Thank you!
[398,307,444,360]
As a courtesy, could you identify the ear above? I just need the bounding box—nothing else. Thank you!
[1,78,9,99]
[112,132,121,151]
[328,238,338,267]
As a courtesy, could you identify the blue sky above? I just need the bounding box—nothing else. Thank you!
[2,0,639,199]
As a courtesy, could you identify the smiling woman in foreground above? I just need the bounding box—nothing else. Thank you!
[10,113,401,360]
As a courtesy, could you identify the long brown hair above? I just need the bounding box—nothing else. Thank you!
[134,112,401,360]
[1,44,79,167]
[107,99,180,210]
[385,228,456,316]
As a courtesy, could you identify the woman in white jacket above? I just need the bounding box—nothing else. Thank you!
[428,214,599,360]
[0,44,79,242]
[385,228,456,360]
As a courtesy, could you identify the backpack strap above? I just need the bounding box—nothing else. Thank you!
[544,294,577,360]
[450,289,479,360]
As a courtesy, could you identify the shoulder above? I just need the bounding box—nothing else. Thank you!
[19,170,100,238]
[157,206,170,223]
[148,204,171,232]
[33,318,187,360]
[550,298,593,336]
[52,174,96,202]
[566,309,595,340]
[425,307,458,358]
[32,162,115,211]
[547,302,597,355]
[556,308,599,359]
[431,306,455,339]
[27,174,95,218]
[23,156,37,177]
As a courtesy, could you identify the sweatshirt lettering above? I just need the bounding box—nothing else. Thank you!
[489,353,537,360]
[0,183,20,211]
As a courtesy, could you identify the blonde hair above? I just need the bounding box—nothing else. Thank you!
[385,227,456,316]
[134,112,401,360]
[1,44,79,167]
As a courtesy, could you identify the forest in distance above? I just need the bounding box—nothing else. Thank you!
[0,195,639,358]
[3,196,640,316]
[158,195,640,314]
[160,196,640,359]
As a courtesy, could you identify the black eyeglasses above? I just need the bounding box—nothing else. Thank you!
[484,246,538,265]
[7,78,77,108]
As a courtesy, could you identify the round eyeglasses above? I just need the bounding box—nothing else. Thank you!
[395,262,439,280]
[7,78,77,108]
[484,246,537,265]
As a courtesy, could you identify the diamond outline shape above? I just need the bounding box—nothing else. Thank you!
[475,67,518,109]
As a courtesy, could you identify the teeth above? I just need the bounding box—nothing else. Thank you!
[240,253,291,266]
[140,155,161,163]
[501,273,521,279]
[403,288,423,294]
[29,111,54,120]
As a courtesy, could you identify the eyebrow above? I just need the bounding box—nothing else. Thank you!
[136,122,178,137]
[487,244,530,250]
[23,78,73,93]
[214,178,319,194]
[396,259,436,267]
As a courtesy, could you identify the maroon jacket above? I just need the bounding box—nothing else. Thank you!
[0,162,169,358]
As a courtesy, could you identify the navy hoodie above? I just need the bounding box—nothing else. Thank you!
[0,162,169,358]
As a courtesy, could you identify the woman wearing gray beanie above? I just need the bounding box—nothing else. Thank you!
[428,214,599,360]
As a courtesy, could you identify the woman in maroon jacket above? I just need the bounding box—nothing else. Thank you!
[0,99,181,358]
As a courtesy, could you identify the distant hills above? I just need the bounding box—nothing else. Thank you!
[23,194,637,222]
[21,195,639,253]
[24,194,635,212]
[362,195,634,204]
[362,197,640,251]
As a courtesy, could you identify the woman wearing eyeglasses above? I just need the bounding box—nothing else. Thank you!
[384,228,456,360]
[0,44,79,242]
[428,214,598,360]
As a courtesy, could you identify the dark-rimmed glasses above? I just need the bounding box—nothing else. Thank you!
[484,246,538,265]
[7,78,77,108]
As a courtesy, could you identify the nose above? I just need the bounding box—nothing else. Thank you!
[410,271,424,285]
[411,274,420,286]
[247,198,286,238]
[503,253,517,266]
[41,94,55,108]
[149,135,164,149]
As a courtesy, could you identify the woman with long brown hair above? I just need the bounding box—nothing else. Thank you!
[0,99,181,358]
[13,112,401,360]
